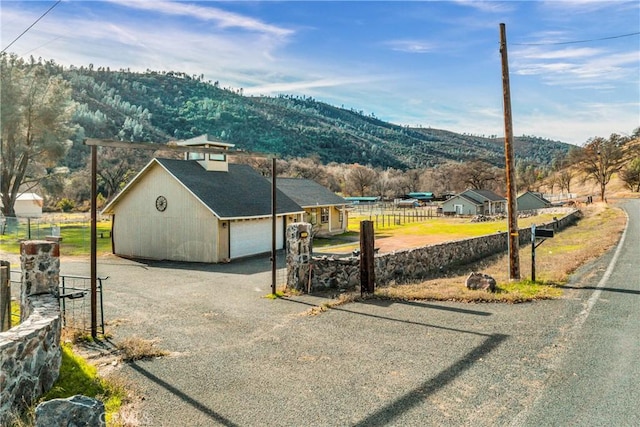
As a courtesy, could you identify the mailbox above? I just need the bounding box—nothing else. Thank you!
[534,228,554,238]
[299,231,309,239]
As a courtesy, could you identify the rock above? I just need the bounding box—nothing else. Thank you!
[35,395,105,427]
[465,272,497,292]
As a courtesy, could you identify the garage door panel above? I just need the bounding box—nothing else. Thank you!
[230,218,283,259]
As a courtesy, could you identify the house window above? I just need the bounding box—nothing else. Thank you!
[321,207,329,224]
[209,153,226,161]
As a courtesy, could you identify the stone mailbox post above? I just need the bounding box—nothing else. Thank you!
[286,222,313,292]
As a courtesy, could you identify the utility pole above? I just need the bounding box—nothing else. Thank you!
[271,157,277,296]
[500,23,520,280]
[90,144,98,338]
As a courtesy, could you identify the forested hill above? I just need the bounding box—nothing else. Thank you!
[64,67,571,169]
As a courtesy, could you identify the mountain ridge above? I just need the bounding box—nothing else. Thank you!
[62,67,572,170]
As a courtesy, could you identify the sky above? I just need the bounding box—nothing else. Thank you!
[1,1,639,145]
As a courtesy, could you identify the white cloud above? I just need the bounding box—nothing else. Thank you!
[384,39,437,54]
[512,45,639,86]
[515,47,602,60]
[243,76,384,96]
[452,0,516,13]
[106,0,294,37]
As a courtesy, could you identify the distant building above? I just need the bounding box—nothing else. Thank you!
[517,191,552,211]
[441,189,506,216]
[405,192,434,204]
[0,193,43,218]
[344,196,380,205]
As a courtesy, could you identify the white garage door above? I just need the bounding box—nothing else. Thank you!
[230,217,284,259]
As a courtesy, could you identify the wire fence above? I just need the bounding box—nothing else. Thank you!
[9,270,106,335]
[350,206,440,230]
[0,215,107,240]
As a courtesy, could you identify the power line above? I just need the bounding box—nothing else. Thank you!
[512,31,640,46]
[1,0,62,54]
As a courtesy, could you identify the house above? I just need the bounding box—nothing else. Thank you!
[441,189,506,216]
[274,178,348,236]
[0,193,43,218]
[517,191,552,211]
[101,136,304,263]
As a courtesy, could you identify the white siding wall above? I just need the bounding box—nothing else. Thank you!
[112,165,219,262]
[14,200,43,218]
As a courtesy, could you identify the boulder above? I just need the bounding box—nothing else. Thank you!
[465,272,497,292]
[35,395,104,427]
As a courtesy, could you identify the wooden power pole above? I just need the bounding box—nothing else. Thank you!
[499,23,520,280]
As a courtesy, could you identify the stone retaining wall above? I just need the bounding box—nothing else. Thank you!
[0,241,62,424]
[298,209,580,292]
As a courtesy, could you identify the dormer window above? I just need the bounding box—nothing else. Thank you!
[187,152,205,161]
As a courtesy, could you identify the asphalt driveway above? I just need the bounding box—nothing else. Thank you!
[55,255,585,426]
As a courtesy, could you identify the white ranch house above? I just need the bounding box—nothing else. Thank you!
[441,189,506,216]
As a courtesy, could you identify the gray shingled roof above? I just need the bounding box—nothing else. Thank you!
[273,178,346,208]
[463,189,506,203]
[157,159,303,218]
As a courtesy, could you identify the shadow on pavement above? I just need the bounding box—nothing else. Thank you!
[129,363,240,427]
[383,299,493,316]
[352,333,509,427]
[126,251,286,275]
[282,297,492,337]
[559,285,640,295]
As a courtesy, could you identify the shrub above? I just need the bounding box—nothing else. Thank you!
[56,198,76,212]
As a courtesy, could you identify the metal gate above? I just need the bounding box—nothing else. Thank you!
[10,271,107,335]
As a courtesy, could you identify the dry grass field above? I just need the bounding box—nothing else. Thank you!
[374,202,626,303]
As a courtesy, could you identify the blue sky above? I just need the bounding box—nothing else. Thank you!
[2,1,639,145]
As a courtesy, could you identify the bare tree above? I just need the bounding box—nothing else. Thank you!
[461,160,499,190]
[346,164,378,196]
[287,156,329,185]
[620,157,640,192]
[575,134,628,202]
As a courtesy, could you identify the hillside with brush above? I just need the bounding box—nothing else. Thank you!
[61,66,572,171]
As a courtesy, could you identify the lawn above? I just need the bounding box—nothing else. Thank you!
[315,211,561,254]
[0,219,113,256]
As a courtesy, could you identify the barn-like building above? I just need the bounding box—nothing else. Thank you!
[102,137,304,263]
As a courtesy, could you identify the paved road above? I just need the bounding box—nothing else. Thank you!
[512,198,640,426]
[51,200,637,426]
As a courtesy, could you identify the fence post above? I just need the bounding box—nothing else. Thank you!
[360,221,375,295]
[1,261,10,331]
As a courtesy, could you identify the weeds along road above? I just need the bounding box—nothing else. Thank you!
[55,200,638,426]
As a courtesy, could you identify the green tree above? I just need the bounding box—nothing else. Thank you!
[1,54,75,216]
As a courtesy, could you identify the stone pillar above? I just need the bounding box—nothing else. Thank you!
[20,241,60,321]
[286,223,313,292]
